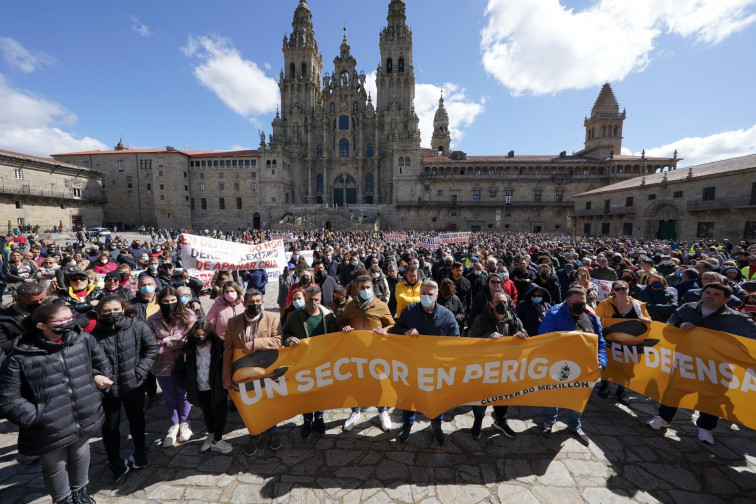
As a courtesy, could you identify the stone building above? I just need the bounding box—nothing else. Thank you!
[52,0,681,233]
[574,154,756,241]
[0,150,104,232]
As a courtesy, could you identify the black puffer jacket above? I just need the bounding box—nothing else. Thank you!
[91,315,158,399]
[516,283,553,336]
[637,287,678,323]
[0,327,112,456]
[469,302,527,339]
[55,285,106,319]
[174,335,227,407]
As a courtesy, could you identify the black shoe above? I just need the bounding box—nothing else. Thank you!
[110,458,130,483]
[55,494,75,504]
[431,420,445,445]
[72,485,97,504]
[541,423,553,437]
[397,424,411,443]
[598,383,609,398]
[301,421,313,440]
[245,436,259,456]
[470,418,483,440]
[128,451,148,470]
[492,418,516,439]
[314,418,326,436]
[616,392,630,406]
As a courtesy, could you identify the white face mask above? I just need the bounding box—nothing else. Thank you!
[100,258,108,263]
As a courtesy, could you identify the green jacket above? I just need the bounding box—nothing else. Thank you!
[282,304,339,346]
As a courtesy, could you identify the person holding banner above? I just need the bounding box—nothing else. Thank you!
[595,280,650,405]
[222,289,284,455]
[392,280,460,445]
[636,274,677,323]
[394,266,422,318]
[647,283,756,444]
[539,286,607,446]
[339,275,395,432]
[284,285,340,439]
[468,291,526,440]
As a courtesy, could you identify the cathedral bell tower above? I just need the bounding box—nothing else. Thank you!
[280,0,323,122]
[376,0,415,119]
[431,92,451,156]
[582,83,625,159]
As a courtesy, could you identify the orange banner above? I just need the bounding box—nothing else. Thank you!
[602,321,756,430]
[229,331,600,435]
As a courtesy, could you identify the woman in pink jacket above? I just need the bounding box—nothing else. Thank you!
[206,281,244,340]
[93,251,118,275]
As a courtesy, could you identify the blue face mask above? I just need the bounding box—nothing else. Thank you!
[148,264,158,271]
[173,281,185,287]
[420,295,435,308]
[292,299,305,310]
[351,261,359,267]
[650,281,664,290]
[359,289,374,301]
[531,296,543,304]
[180,295,191,305]
[140,285,155,295]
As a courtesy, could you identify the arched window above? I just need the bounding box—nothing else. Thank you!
[366,143,374,157]
[335,175,344,185]
[289,63,295,79]
[272,160,277,166]
[398,57,404,73]
[301,62,307,78]
[266,160,271,166]
[353,101,359,114]
[346,175,356,184]
[316,174,323,193]
[339,139,350,157]
[316,145,323,158]
[366,173,374,193]
[386,58,393,74]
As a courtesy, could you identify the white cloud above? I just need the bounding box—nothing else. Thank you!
[0,74,106,156]
[481,0,756,95]
[0,37,54,73]
[230,144,250,151]
[415,83,485,148]
[364,71,377,103]
[182,35,278,118]
[635,124,756,167]
[130,15,151,38]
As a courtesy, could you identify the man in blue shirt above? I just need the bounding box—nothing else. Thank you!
[538,286,607,446]
[392,280,459,445]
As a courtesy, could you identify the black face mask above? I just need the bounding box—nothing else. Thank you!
[160,302,178,317]
[539,272,550,279]
[300,277,311,287]
[571,302,587,315]
[246,304,262,317]
[99,312,124,326]
[51,320,77,335]
[315,270,326,280]
[22,302,42,312]
[494,302,508,315]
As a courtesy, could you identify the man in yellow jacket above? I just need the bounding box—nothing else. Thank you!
[394,265,421,318]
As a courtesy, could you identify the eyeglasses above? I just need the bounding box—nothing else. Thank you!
[48,314,75,325]
[490,280,502,284]
[613,287,628,292]
[104,278,119,283]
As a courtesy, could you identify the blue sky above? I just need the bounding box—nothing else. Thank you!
[1,0,755,167]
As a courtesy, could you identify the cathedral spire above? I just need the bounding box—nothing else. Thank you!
[432,91,451,156]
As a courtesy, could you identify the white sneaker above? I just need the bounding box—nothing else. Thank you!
[179,422,193,443]
[163,424,180,448]
[209,439,234,454]
[647,415,670,430]
[200,434,214,452]
[379,410,392,432]
[697,427,715,445]
[343,411,361,431]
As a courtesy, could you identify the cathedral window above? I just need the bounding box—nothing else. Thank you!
[386,58,393,74]
[330,102,336,114]
[366,143,373,157]
[317,174,323,193]
[398,58,404,73]
[339,115,350,130]
[353,101,359,114]
[316,145,323,158]
[339,139,350,157]
[366,173,374,193]
[289,63,296,80]
[301,63,307,78]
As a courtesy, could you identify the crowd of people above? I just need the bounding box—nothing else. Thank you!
[1,227,756,504]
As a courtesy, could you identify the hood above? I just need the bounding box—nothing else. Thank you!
[722,266,744,282]
[523,283,552,303]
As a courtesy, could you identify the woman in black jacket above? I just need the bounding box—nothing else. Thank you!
[437,278,466,328]
[173,320,232,454]
[0,304,112,504]
[91,296,158,481]
[516,284,552,336]
[637,274,678,323]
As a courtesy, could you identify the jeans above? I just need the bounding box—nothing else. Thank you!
[351,406,388,414]
[472,405,508,420]
[658,405,719,430]
[197,390,228,442]
[156,374,191,425]
[101,385,146,466]
[145,371,158,397]
[40,437,90,503]
[542,407,582,430]
[402,410,442,426]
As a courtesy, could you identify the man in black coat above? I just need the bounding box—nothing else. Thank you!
[313,260,337,307]
[511,257,536,301]
[531,263,562,305]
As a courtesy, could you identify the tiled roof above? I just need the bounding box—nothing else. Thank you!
[576,154,756,196]
[188,150,258,158]
[0,149,94,172]
[52,148,189,156]
[423,155,602,164]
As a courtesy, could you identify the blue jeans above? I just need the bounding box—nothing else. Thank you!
[542,407,581,430]
[303,411,324,422]
[402,410,442,426]
[351,406,387,414]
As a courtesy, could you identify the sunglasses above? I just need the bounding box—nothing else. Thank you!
[105,278,120,283]
[613,287,628,292]
[490,280,502,284]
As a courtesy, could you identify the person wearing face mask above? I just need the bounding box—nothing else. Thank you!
[323,248,340,279]
[465,259,487,299]
[368,265,390,304]
[283,288,307,323]
[538,286,607,446]
[313,260,337,307]
[146,287,197,448]
[138,258,168,290]
[287,268,315,306]
[206,281,244,340]
[289,247,309,279]
[569,267,599,309]
[284,286,339,439]
[516,285,552,337]
[0,282,58,356]
[92,297,157,481]
[177,286,202,317]
[339,276,395,433]
[511,257,536,301]
[468,291,527,440]
[130,275,162,406]
[0,304,112,504]
[556,262,576,300]
[636,274,678,323]
[175,320,233,455]
[338,252,362,287]
[55,269,105,333]
[656,254,676,277]
[244,266,269,295]
[385,263,401,317]
[278,265,295,319]
[329,285,350,321]
[394,265,422,318]
[532,263,562,305]
[102,271,130,299]
[468,272,515,332]
[36,256,60,293]
[93,251,118,275]
[392,280,459,445]
[171,269,204,308]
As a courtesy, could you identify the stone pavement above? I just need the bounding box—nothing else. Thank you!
[1,233,755,503]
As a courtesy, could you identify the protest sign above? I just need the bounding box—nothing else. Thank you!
[179,234,286,276]
[385,233,407,242]
[592,279,613,302]
[229,331,600,434]
[439,232,471,244]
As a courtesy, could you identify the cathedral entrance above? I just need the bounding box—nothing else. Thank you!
[253,212,261,230]
[656,220,677,240]
[333,175,357,206]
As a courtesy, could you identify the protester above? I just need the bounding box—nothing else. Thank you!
[206,281,244,340]
[55,269,104,333]
[516,284,552,336]
[394,265,422,317]
[437,278,466,328]
[637,274,678,323]
[571,267,599,309]
[0,304,112,504]
[278,264,295,317]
